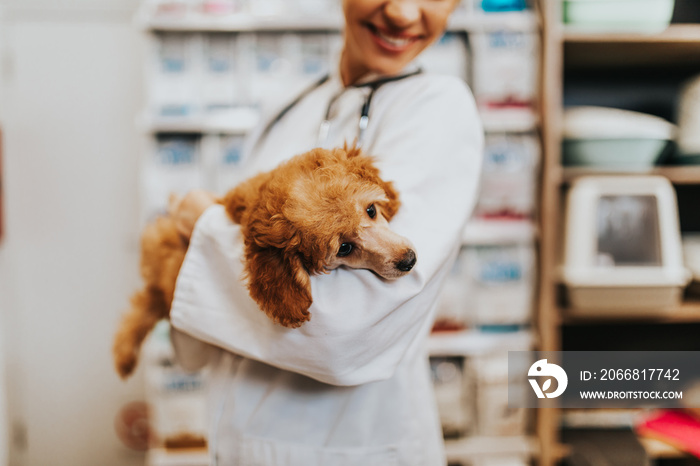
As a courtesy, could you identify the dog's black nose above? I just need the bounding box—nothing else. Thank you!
[396,249,417,272]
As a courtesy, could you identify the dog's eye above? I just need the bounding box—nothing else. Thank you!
[366,204,376,219]
[337,243,354,257]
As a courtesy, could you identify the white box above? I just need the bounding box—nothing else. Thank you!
[200,33,240,112]
[475,132,540,219]
[430,356,475,437]
[150,33,201,117]
[420,33,469,81]
[470,31,538,109]
[201,133,248,194]
[245,33,298,112]
[142,134,204,223]
[435,242,535,329]
[472,354,528,437]
[561,176,690,315]
[465,244,536,326]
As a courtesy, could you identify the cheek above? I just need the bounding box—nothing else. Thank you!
[425,5,457,40]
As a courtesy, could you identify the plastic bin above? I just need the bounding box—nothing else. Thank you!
[563,0,675,33]
[561,176,689,315]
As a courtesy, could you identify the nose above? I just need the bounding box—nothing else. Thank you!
[384,1,421,29]
[395,249,417,272]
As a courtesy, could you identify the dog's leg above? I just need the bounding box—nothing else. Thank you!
[113,287,170,379]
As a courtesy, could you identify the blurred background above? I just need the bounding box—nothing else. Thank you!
[0,0,699,465]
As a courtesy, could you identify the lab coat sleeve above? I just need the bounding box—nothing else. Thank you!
[170,76,483,386]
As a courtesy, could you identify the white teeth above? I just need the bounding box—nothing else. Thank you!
[376,30,413,47]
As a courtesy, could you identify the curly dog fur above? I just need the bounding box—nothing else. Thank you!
[113,146,416,379]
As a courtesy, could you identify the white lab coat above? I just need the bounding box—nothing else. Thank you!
[170,68,484,466]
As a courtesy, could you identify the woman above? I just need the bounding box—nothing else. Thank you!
[169,0,483,464]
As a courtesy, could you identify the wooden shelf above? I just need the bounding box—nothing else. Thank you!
[560,298,700,325]
[564,24,700,44]
[444,436,538,462]
[560,165,700,186]
[564,24,700,67]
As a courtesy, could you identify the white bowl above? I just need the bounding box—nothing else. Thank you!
[563,139,670,169]
[563,106,676,169]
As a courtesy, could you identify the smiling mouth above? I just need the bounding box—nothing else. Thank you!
[365,23,419,51]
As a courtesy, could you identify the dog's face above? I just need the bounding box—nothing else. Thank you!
[283,158,416,280]
[223,146,416,328]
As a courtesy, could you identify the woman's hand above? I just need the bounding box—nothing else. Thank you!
[168,190,218,239]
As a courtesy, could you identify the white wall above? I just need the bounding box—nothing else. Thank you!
[0,2,149,465]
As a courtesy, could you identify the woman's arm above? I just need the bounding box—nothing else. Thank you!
[170,326,217,372]
[171,76,483,386]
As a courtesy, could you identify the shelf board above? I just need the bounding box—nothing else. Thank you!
[462,218,537,246]
[146,448,208,466]
[139,108,260,134]
[138,12,345,32]
[140,105,537,136]
[479,106,539,133]
[136,10,538,33]
[428,329,533,357]
[564,24,700,44]
[561,297,700,325]
[444,435,538,461]
[560,165,700,186]
[561,408,642,429]
[564,24,700,67]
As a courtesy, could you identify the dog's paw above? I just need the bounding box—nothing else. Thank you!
[273,308,311,329]
[114,353,138,380]
[113,339,139,379]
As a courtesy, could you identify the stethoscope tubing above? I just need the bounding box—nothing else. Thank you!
[254,68,423,152]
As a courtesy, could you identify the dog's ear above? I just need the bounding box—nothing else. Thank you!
[377,179,401,221]
[346,152,402,221]
[222,185,248,224]
[242,204,311,328]
[221,171,272,224]
[244,244,312,328]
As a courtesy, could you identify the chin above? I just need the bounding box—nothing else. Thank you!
[369,58,413,76]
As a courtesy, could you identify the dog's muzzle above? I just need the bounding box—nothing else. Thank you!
[395,249,417,272]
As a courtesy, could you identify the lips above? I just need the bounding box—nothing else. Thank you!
[365,23,420,53]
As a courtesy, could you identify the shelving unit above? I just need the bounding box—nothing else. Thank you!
[536,1,700,464]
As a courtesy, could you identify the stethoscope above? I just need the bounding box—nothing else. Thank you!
[254,68,423,152]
